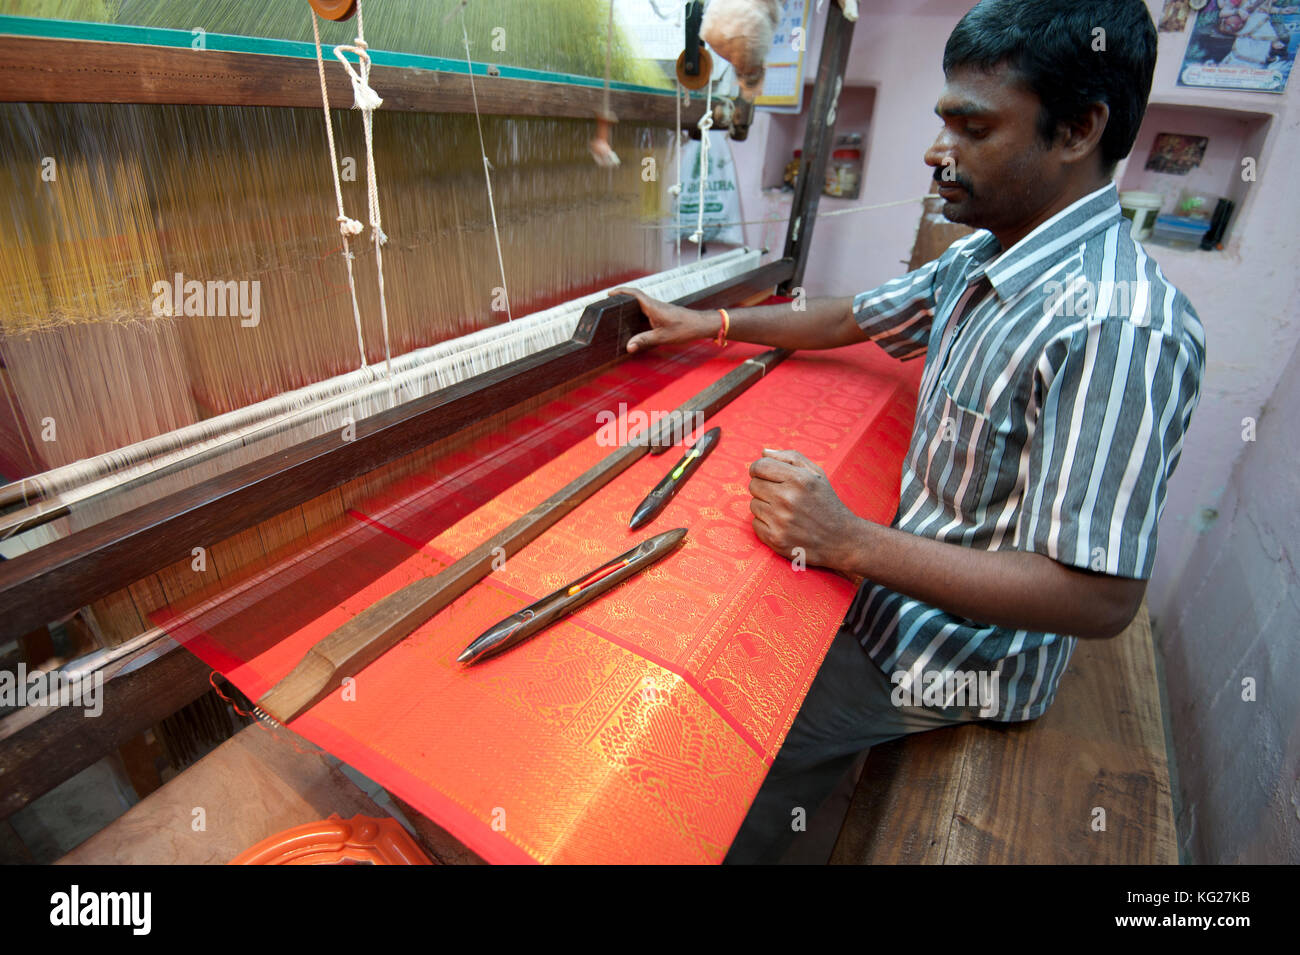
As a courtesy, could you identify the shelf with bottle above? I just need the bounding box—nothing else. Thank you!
[1118,101,1272,252]
[759,80,877,195]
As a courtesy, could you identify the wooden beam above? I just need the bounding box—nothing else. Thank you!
[0,35,702,126]
[0,260,793,643]
[779,4,856,294]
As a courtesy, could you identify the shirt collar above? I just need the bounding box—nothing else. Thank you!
[963,182,1123,301]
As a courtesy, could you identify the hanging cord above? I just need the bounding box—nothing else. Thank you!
[671,83,684,266]
[669,1,685,266]
[603,1,614,120]
[589,0,621,166]
[311,9,368,371]
[459,11,513,321]
[690,75,714,259]
[332,0,393,377]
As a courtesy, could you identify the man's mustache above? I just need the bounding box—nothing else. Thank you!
[933,167,974,195]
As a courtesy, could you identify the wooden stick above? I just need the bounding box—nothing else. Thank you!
[779,2,856,295]
[257,347,790,724]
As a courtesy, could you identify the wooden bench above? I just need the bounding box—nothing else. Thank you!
[830,604,1177,864]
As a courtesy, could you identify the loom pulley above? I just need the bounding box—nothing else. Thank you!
[308,0,359,22]
[675,47,714,92]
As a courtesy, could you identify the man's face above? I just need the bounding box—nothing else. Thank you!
[924,64,1065,239]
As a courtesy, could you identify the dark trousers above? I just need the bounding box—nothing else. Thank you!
[724,626,985,864]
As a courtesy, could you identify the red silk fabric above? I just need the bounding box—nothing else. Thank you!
[159,340,921,863]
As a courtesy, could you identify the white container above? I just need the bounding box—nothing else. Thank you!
[1120,191,1165,241]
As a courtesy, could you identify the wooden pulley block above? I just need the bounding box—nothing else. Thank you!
[676,47,713,91]
[308,0,358,21]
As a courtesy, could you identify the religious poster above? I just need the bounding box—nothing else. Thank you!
[1145,133,1210,174]
[1177,0,1300,93]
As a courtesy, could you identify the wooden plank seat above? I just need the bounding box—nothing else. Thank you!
[830,604,1177,864]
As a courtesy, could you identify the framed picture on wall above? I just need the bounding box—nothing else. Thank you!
[1145,133,1211,174]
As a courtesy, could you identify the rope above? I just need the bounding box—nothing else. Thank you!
[310,9,367,370]
[668,1,685,266]
[602,1,615,125]
[588,0,621,168]
[459,13,513,322]
[332,0,393,376]
[690,75,714,259]
[671,84,684,266]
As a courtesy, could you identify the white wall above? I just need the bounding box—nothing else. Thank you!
[1128,20,1300,636]
[1133,9,1300,864]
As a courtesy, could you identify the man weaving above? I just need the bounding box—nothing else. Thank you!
[618,0,1205,863]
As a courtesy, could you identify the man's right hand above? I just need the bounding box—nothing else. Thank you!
[610,287,716,353]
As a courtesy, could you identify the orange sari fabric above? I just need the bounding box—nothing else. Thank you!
[162,341,921,863]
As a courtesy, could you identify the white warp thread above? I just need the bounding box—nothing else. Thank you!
[460,13,513,322]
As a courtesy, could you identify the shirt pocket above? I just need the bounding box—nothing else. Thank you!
[917,384,998,511]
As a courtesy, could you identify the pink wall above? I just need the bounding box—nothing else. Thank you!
[732,0,970,295]
[720,0,1300,863]
[727,0,1300,635]
[1122,13,1300,635]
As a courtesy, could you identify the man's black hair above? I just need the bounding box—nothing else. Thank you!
[943,0,1158,173]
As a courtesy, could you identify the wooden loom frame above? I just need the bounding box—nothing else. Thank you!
[0,16,707,124]
[0,3,858,820]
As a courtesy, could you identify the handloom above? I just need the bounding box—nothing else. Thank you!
[0,1,916,862]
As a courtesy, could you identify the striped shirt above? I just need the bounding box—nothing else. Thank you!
[848,183,1205,721]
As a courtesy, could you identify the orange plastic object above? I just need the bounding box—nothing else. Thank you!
[229,814,432,865]
[308,0,358,22]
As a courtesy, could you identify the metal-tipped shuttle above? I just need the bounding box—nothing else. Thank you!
[457,528,688,664]
[629,427,721,531]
